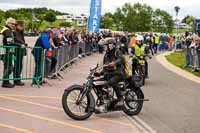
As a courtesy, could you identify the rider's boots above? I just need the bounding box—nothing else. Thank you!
[115,97,124,108]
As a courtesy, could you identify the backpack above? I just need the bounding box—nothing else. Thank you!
[123,56,132,78]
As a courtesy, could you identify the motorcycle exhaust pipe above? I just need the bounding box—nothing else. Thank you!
[136,99,149,101]
[127,99,149,102]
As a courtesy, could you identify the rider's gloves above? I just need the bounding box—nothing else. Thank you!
[94,72,101,77]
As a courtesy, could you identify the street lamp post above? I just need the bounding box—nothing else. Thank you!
[174,6,180,35]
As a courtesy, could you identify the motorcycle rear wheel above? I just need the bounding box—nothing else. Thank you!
[123,88,144,116]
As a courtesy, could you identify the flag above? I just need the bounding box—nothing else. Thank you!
[87,0,102,33]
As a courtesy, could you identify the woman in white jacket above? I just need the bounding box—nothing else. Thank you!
[190,35,200,72]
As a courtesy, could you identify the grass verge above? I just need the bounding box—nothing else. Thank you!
[166,51,200,77]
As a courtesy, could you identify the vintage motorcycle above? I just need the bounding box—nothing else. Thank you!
[62,64,148,120]
[134,56,147,85]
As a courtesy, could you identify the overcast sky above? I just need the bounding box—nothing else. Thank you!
[0,0,200,19]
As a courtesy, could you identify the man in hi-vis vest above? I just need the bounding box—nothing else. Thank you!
[131,35,152,78]
[1,17,16,88]
[153,34,160,54]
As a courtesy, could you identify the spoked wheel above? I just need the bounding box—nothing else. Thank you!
[123,88,144,116]
[135,68,145,86]
[141,65,146,85]
[62,85,95,120]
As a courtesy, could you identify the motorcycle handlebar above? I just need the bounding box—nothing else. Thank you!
[90,64,99,72]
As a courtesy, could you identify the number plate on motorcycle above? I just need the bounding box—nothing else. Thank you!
[139,60,145,64]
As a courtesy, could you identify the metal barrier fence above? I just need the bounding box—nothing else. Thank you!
[0,41,95,88]
[46,43,80,79]
[0,46,44,87]
[43,42,96,80]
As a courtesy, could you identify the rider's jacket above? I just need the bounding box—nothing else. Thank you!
[103,49,125,77]
[131,44,148,57]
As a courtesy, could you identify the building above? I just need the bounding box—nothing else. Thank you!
[56,14,88,27]
[56,14,73,23]
[174,19,192,29]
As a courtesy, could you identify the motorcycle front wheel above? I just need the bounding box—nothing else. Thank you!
[62,85,95,120]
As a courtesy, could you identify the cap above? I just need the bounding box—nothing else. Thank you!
[15,20,25,25]
[45,28,54,33]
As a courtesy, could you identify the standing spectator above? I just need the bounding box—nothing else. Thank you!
[146,34,154,55]
[13,20,27,86]
[158,35,164,51]
[190,36,200,71]
[153,34,159,54]
[44,29,57,78]
[130,34,136,48]
[97,34,104,54]
[1,17,16,88]
[120,34,128,54]
[168,35,174,51]
[31,28,52,85]
[183,33,193,68]
[176,35,182,50]
[163,34,169,50]
[72,31,79,45]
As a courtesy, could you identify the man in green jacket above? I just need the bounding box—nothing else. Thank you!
[1,17,16,88]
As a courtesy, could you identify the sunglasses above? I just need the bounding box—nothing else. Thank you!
[10,23,15,25]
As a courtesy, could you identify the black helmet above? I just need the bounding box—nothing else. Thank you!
[104,38,116,51]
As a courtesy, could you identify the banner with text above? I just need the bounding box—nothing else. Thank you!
[87,0,102,33]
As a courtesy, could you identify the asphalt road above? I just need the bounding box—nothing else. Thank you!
[137,57,200,133]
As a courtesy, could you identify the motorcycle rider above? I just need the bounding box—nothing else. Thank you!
[95,38,125,113]
[131,35,151,78]
[120,33,129,55]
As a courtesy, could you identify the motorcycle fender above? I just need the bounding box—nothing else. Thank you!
[64,84,84,92]
[64,84,95,112]
[131,87,144,99]
[136,88,144,99]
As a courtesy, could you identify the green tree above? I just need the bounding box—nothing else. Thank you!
[0,10,4,23]
[4,11,17,19]
[112,8,125,31]
[0,10,5,29]
[101,2,174,33]
[152,9,174,33]
[112,2,153,32]
[44,12,57,23]
[25,19,40,32]
[182,15,195,27]
[100,13,113,29]
[59,22,71,27]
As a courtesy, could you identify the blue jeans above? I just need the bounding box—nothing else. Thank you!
[44,56,57,77]
[33,55,43,83]
[185,49,193,66]
[158,42,165,51]
[89,43,94,52]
